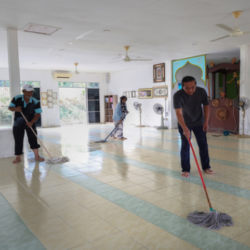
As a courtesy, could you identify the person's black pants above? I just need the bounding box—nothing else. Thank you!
[178,124,211,173]
[13,124,40,155]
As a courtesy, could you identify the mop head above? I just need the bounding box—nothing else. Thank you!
[187,210,233,230]
[95,140,107,143]
[46,157,70,164]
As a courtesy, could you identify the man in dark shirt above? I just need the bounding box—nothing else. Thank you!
[173,76,214,177]
[8,84,44,163]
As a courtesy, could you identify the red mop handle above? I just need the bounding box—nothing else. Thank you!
[188,138,213,210]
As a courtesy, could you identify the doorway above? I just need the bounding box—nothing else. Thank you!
[33,88,41,127]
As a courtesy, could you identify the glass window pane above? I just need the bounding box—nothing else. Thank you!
[73,82,85,88]
[21,81,27,87]
[0,87,12,126]
[6,81,10,87]
[88,112,100,123]
[87,82,99,88]
[88,100,100,112]
[59,87,87,125]
[0,81,5,87]
[88,89,99,100]
[31,81,40,87]
[59,82,73,87]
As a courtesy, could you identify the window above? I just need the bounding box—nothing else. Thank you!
[0,87,12,126]
[0,81,41,127]
[21,81,40,87]
[87,82,99,88]
[58,82,100,124]
[88,88,100,123]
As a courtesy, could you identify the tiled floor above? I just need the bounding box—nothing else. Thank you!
[1,124,250,249]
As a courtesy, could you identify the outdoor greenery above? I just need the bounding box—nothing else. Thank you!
[0,88,12,126]
[59,88,87,125]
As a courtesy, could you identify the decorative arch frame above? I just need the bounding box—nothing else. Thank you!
[172,54,206,89]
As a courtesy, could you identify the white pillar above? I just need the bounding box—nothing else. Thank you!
[165,60,178,129]
[7,28,21,99]
[240,45,250,135]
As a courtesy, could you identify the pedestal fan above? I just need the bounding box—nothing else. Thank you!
[153,103,168,129]
[234,97,250,138]
[133,102,146,127]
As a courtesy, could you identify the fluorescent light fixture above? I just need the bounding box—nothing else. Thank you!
[23,23,60,35]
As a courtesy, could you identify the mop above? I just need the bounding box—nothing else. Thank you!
[20,112,69,164]
[95,114,127,143]
[187,138,233,230]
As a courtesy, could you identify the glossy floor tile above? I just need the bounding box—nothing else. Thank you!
[1,124,250,249]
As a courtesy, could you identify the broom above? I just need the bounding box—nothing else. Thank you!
[95,113,127,143]
[187,138,233,230]
[20,112,69,164]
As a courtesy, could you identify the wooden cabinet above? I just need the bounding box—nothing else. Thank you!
[104,95,118,123]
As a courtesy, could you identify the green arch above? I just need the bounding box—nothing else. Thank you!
[172,55,206,89]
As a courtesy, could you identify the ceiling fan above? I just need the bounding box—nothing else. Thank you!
[73,63,96,74]
[74,63,79,74]
[211,11,250,42]
[112,46,153,62]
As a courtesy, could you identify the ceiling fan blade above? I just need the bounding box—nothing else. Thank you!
[109,60,123,63]
[129,59,153,61]
[111,54,126,60]
[75,31,93,40]
[216,24,233,32]
[243,31,250,34]
[210,35,230,42]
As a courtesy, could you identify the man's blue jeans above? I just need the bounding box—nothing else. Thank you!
[178,124,211,173]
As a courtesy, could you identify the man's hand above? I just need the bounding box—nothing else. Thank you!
[15,106,22,112]
[183,127,191,140]
[25,122,34,128]
[203,122,209,132]
[126,111,129,114]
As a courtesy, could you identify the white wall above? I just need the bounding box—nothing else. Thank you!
[240,45,250,135]
[0,68,107,127]
[108,62,176,128]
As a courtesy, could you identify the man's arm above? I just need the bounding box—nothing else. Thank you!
[175,108,190,139]
[8,107,22,112]
[25,113,41,128]
[203,105,210,132]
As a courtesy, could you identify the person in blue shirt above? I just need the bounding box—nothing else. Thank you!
[8,84,44,163]
[111,96,129,140]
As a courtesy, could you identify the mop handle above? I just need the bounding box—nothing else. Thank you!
[20,112,53,159]
[104,113,127,141]
[188,138,213,210]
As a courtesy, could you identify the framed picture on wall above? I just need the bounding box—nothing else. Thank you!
[41,92,47,106]
[127,92,131,98]
[152,85,168,99]
[47,89,53,97]
[42,99,47,106]
[41,92,47,99]
[53,92,57,99]
[138,88,153,99]
[48,102,53,109]
[153,63,165,83]
[48,97,53,102]
[131,91,137,98]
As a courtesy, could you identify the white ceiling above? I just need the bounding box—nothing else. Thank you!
[0,0,249,72]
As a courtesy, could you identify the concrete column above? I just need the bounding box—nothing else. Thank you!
[240,45,250,135]
[7,28,21,99]
[165,60,177,129]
